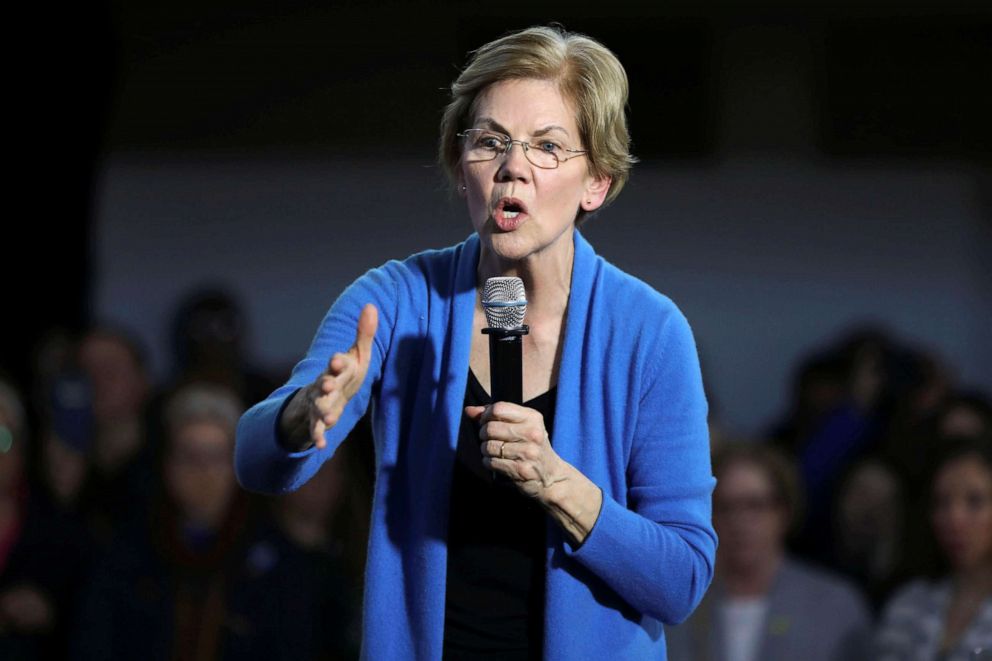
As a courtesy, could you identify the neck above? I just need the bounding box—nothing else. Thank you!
[719,550,783,598]
[477,228,575,321]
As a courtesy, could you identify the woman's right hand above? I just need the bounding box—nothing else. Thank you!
[281,303,378,451]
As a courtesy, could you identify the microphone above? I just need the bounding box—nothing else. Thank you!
[481,277,529,482]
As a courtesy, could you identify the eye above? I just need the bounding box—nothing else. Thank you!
[477,132,507,150]
[538,140,562,153]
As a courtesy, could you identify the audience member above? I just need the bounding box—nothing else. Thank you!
[874,435,992,659]
[70,383,330,660]
[0,376,96,659]
[666,441,872,661]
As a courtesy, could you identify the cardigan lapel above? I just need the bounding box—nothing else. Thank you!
[445,231,482,453]
[549,227,596,466]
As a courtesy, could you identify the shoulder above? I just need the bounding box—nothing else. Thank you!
[358,235,472,295]
[879,577,940,619]
[591,253,696,346]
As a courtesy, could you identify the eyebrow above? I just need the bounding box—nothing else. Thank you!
[475,116,571,138]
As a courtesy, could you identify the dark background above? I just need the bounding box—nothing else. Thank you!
[10,0,991,433]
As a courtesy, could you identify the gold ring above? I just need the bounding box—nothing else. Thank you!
[499,442,505,459]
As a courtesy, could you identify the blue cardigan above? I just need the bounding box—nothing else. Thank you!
[235,228,717,659]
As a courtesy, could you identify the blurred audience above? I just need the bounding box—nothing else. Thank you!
[0,375,96,659]
[70,382,350,659]
[76,325,158,545]
[666,442,872,661]
[168,286,280,407]
[831,458,907,613]
[873,435,992,659]
[271,415,375,660]
[3,292,992,660]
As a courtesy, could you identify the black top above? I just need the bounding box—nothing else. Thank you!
[442,369,557,661]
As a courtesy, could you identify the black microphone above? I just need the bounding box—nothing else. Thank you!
[481,277,529,482]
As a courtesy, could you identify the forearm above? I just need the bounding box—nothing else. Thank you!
[541,461,603,548]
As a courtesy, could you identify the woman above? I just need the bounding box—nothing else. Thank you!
[73,383,339,660]
[665,442,872,661]
[235,25,717,659]
[873,435,992,660]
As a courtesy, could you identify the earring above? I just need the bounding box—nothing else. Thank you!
[460,185,467,191]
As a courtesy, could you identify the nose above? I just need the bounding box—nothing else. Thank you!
[496,140,531,183]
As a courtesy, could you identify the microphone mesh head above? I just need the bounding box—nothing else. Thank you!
[481,277,527,329]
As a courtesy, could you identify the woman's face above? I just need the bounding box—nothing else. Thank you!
[713,460,789,574]
[458,77,611,267]
[165,420,236,528]
[931,454,992,571]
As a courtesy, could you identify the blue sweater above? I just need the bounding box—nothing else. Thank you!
[235,227,718,659]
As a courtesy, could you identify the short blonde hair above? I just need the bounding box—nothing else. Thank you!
[438,25,638,226]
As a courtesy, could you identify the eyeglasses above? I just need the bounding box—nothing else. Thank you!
[457,128,588,169]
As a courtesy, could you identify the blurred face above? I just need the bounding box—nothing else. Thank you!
[165,420,236,528]
[931,455,992,571]
[458,78,610,268]
[43,433,87,505]
[713,460,789,574]
[78,335,148,421]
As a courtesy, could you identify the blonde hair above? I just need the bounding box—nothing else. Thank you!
[438,25,638,226]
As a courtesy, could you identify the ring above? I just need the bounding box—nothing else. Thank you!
[499,442,505,459]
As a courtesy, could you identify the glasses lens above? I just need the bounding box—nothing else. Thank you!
[461,130,561,168]
[463,130,503,161]
[524,146,559,169]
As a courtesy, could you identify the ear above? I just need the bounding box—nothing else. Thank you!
[581,173,612,211]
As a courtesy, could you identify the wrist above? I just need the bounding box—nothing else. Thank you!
[277,386,315,452]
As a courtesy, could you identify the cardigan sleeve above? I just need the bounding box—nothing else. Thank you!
[560,306,718,625]
[234,262,400,495]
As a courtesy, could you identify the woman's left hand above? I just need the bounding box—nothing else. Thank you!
[465,401,567,502]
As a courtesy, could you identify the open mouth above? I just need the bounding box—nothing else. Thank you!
[494,197,529,229]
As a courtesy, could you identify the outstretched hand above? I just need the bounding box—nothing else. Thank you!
[305,303,378,449]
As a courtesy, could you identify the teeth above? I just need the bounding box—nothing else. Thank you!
[503,210,519,219]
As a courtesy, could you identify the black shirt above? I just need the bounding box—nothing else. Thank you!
[442,369,557,660]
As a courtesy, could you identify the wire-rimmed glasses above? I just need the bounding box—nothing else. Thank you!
[457,128,588,169]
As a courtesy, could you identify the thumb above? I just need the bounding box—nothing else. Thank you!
[352,303,378,364]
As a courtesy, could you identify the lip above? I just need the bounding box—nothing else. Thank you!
[493,197,529,232]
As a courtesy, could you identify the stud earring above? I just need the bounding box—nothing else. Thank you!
[460,185,467,191]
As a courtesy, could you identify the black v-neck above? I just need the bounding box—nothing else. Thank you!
[467,368,556,406]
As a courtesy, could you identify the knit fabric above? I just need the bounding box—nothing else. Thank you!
[235,228,718,659]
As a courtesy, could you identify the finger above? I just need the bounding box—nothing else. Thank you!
[481,439,515,459]
[478,420,522,444]
[464,405,486,420]
[311,420,327,450]
[352,303,378,365]
[479,401,533,425]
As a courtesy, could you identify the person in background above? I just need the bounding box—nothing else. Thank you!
[832,458,907,614]
[666,442,872,661]
[0,373,97,660]
[168,286,281,408]
[873,434,992,660]
[71,382,329,660]
[76,325,158,544]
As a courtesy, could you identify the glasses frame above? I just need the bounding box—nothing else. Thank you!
[456,128,588,169]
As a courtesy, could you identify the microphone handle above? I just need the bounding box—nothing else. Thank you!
[482,326,529,482]
[488,332,523,405]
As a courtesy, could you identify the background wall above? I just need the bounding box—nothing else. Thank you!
[18,0,990,438]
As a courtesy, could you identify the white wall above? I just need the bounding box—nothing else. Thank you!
[92,154,991,436]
